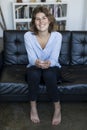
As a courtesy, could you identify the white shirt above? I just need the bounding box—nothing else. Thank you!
[24,31,62,68]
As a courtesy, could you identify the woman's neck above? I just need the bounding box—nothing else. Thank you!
[36,31,51,49]
[37,31,50,38]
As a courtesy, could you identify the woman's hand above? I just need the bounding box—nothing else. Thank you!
[40,60,51,69]
[35,59,51,69]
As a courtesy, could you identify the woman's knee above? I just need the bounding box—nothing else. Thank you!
[27,67,41,82]
[43,70,56,82]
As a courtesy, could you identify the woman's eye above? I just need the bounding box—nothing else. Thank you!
[35,18,40,21]
[35,17,47,21]
[43,17,47,20]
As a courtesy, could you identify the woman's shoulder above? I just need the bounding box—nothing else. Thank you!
[24,31,35,37]
[51,31,62,38]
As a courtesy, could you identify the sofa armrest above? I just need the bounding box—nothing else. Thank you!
[0,50,4,72]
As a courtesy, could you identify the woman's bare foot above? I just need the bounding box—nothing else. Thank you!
[30,108,40,123]
[30,101,40,123]
[52,102,61,125]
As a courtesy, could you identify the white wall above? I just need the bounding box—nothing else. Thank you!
[0,0,86,37]
[0,0,15,37]
[66,0,84,30]
[82,0,87,30]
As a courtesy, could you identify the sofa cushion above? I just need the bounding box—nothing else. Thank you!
[3,30,28,65]
[59,31,71,65]
[0,65,28,99]
[71,31,87,65]
[59,65,87,95]
[0,65,46,95]
[0,65,27,83]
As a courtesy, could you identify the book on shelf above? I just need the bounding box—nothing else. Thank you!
[15,5,23,18]
[62,4,67,17]
[16,22,28,30]
[15,4,67,19]
[57,5,62,17]
[54,21,66,31]
[24,5,29,18]
[54,4,67,18]
[15,5,28,18]
[15,5,36,19]
[29,7,33,18]
[47,5,54,15]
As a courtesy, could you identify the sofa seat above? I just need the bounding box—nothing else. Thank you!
[0,64,87,102]
[60,65,87,94]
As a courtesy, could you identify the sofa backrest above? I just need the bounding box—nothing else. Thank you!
[71,31,87,65]
[3,30,71,66]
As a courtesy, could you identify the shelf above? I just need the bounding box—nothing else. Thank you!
[12,1,68,31]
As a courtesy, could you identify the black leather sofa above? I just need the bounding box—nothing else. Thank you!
[0,30,87,102]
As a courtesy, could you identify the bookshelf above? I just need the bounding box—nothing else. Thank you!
[12,1,68,31]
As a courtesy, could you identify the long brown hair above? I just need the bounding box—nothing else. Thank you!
[30,6,57,34]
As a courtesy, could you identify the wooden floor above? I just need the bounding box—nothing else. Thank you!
[0,102,87,130]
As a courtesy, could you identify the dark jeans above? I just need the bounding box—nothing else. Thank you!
[27,66,61,102]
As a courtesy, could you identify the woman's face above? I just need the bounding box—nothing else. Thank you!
[35,12,50,32]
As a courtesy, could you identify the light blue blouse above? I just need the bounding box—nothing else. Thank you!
[24,31,62,68]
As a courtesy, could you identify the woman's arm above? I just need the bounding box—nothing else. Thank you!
[49,33,62,67]
[24,33,37,66]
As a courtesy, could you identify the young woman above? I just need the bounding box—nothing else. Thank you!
[24,6,62,125]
